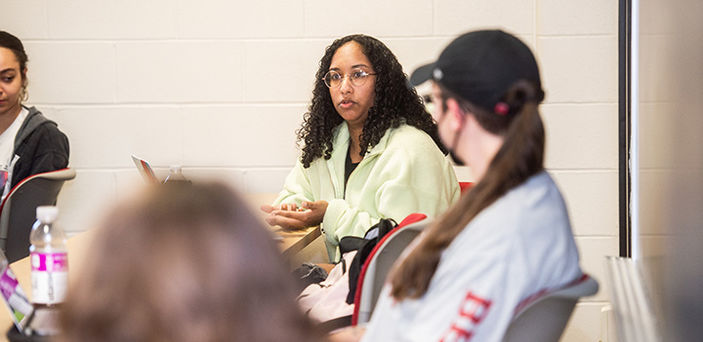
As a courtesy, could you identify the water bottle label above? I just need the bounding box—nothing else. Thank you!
[30,252,68,304]
[31,252,68,272]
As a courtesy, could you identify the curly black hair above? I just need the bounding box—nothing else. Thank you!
[297,34,446,168]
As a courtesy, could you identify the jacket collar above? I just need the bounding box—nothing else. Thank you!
[326,122,394,197]
[330,121,392,160]
[14,106,52,149]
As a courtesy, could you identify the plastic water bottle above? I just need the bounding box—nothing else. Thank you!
[29,206,68,306]
[163,165,187,183]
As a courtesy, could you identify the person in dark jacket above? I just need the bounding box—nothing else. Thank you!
[0,31,69,192]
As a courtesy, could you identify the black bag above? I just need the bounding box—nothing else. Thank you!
[292,263,329,291]
[338,218,398,304]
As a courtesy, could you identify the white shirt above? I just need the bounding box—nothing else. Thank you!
[0,107,28,168]
[363,171,582,342]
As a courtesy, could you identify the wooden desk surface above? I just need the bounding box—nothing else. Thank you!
[277,225,321,259]
[0,192,321,340]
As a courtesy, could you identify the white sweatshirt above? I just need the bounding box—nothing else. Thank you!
[363,171,582,342]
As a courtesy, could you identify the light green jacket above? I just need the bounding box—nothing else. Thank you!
[274,123,460,261]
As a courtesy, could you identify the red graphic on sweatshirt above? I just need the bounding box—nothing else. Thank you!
[440,292,492,342]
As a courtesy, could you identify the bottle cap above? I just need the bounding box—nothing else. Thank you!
[36,206,59,223]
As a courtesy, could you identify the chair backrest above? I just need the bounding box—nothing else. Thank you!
[502,274,599,342]
[0,168,76,263]
[459,181,473,194]
[352,214,429,325]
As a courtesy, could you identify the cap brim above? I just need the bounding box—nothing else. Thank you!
[410,62,436,87]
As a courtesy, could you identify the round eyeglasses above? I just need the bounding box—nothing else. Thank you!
[322,69,377,88]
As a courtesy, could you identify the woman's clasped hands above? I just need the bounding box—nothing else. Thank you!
[261,200,328,230]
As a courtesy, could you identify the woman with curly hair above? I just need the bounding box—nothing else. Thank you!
[262,34,460,261]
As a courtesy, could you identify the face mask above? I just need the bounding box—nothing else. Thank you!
[435,97,466,166]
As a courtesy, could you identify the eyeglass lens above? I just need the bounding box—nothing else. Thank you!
[323,68,374,88]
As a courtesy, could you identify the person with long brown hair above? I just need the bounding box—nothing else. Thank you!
[338,30,582,341]
[59,182,325,342]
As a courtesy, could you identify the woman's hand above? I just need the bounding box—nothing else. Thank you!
[260,201,328,230]
[261,202,300,213]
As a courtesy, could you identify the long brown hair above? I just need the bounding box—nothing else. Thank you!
[59,182,324,342]
[389,81,545,300]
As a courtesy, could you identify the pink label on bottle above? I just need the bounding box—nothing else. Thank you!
[30,252,68,272]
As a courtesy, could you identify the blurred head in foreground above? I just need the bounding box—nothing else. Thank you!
[59,181,322,342]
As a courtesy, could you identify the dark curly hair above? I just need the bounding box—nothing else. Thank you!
[297,34,446,168]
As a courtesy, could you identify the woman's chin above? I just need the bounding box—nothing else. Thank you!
[338,110,369,125]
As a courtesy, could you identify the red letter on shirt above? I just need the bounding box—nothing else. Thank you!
[440,292,492,342]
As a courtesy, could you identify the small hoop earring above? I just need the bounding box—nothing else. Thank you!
[20,86,28,103]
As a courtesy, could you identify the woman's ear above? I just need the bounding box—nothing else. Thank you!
[445,97,466,132]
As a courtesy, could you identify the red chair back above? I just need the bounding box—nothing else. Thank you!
[459,181,473,193]
[351,213,428,325]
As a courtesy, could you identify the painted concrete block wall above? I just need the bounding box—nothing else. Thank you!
[536,0,618,339]
[636,0,679,262]
[2,0,618,340]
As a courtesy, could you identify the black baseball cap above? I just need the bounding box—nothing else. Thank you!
[411,30,543,114]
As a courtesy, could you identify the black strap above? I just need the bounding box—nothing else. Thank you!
[345,218,398,304]
[339,236,365,256]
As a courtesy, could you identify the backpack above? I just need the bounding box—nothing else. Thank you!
[339,218,398,304]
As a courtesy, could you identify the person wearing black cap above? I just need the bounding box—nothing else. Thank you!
[333,30,583,341]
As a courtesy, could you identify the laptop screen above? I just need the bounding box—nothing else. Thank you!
[131,155,159,183]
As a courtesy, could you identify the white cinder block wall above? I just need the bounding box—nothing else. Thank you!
[2,0,618,340]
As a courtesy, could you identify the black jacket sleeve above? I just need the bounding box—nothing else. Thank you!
[11,123,70,188]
